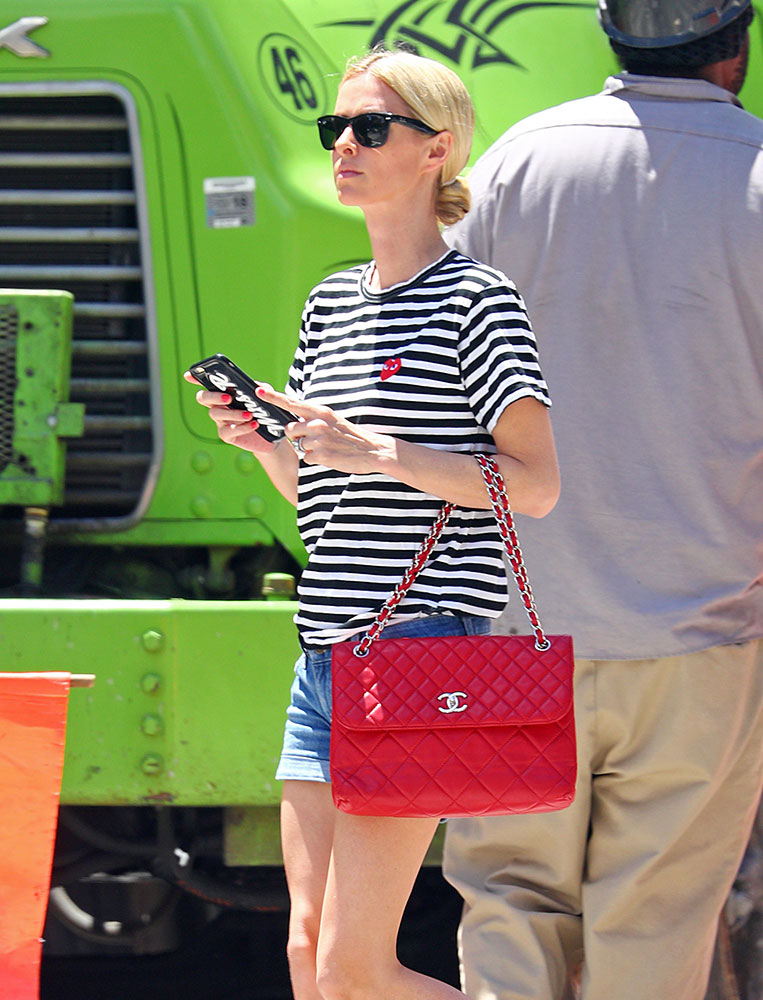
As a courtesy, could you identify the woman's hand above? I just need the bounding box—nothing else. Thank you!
[183,372,300,505]
[256,385,394,474]
[183,371,282,456]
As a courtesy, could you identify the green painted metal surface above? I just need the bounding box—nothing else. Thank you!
[0,290,83,506]
[0,599,300,805]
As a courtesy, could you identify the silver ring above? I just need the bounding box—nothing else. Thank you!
[289,437,305,454]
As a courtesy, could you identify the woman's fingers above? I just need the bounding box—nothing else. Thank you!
[197,390,233,409]
[224,419,255,440]
[284,418,333,458]
[256,385,323,422]
[183,370,234,409]
[215,410,255,436]
[184,371,285,456]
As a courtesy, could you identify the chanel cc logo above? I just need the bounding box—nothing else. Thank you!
[438,691,468,714]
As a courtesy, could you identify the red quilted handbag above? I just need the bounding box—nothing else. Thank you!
[330,454,576,818]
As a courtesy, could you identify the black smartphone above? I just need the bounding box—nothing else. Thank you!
[188,354,295,443]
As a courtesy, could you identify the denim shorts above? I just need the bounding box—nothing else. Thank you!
[275,614,491,783]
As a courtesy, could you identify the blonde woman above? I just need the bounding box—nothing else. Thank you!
[186,49,558,1000]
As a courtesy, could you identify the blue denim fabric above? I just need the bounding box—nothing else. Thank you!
[274,614,491,782]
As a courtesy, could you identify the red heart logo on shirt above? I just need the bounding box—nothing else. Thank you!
[380,358,402,381]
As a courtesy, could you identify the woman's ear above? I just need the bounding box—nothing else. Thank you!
[423,130,454,174]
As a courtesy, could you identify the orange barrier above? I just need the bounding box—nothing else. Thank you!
[0,673,72,1000]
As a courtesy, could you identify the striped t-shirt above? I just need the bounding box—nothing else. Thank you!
[288,250,550,646]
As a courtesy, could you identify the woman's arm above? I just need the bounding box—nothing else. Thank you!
[183,373,300,506]
[257,386,559,517]
[390,397,559,516]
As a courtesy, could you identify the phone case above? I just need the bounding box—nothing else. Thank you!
[189,354,294,443]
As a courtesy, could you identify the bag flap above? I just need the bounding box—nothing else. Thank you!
[332,633,574,731]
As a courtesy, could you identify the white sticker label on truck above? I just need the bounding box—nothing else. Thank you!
[204,176,255,228]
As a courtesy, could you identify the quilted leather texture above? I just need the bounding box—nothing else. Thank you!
[331,633,576,818]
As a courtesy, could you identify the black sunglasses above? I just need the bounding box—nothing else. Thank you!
[316,112,438,150]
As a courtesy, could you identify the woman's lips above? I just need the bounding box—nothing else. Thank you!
[335,164,361,179]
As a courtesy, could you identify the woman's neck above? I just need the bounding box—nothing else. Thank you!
[364,204,448,291]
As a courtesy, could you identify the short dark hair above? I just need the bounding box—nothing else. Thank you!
[610,6,754,77]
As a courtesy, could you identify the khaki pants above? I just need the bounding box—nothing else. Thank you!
[443,640,763,1000]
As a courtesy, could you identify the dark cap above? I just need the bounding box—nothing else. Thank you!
[598,0,751,48]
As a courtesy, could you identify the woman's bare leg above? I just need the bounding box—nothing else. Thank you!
[317,812,470,1000]
[281,780,337,1000]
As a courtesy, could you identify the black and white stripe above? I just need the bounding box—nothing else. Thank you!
[289,250,550,645]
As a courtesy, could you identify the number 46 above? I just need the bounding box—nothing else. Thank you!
[271,46,317,111]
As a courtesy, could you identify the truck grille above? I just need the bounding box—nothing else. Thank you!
[0,87,155,525]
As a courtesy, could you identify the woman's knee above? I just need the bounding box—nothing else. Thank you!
[286,918,320,978]
[316,948,383,1000]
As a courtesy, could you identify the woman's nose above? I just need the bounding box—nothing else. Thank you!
[335,124,356,150]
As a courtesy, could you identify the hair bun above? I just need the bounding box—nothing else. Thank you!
[436,175,471,226]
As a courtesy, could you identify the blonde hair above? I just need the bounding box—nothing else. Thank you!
[342,49,474,226]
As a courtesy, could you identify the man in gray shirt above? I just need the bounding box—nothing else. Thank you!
[444,2,763,998]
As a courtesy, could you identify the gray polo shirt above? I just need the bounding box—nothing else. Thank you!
[447,74,763,659]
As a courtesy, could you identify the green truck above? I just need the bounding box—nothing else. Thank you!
[0,0,760,974]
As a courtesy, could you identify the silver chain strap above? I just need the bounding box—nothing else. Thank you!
[352,454,549,656]
[475,454,549,651]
